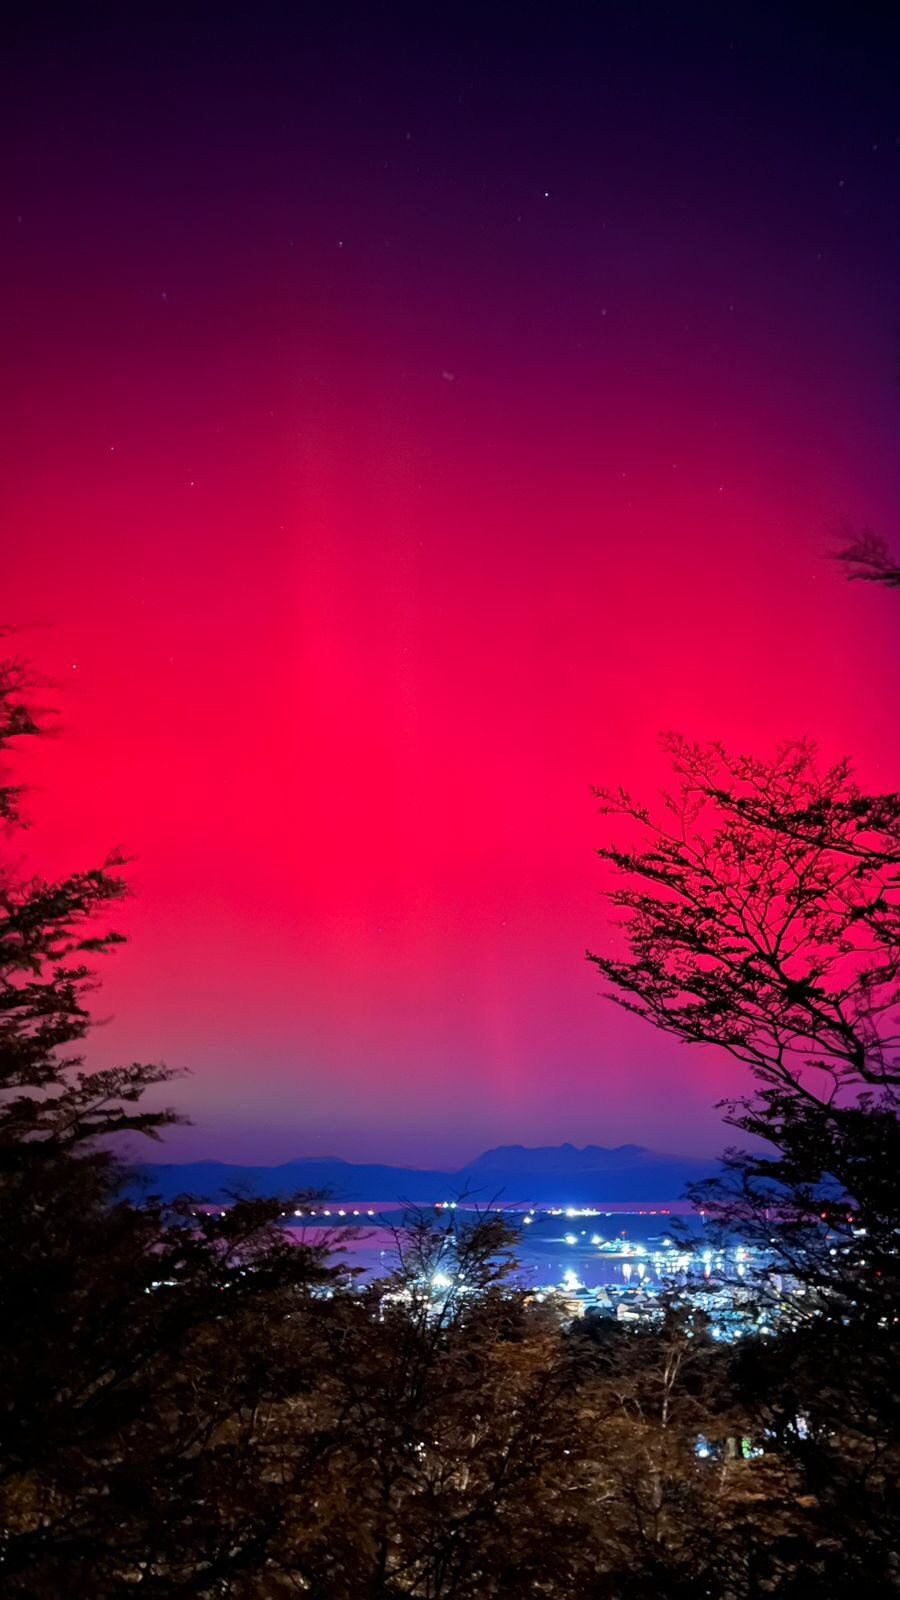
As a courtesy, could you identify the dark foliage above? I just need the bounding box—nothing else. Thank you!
[832,527,900,588]
[590,736,900,1593]
[0,651,344,1593]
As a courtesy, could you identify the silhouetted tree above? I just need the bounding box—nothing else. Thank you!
[589,736,900,1096]
[0,648,345,1594]
[832,526,900,587]
[274,1208,598,1599]
[589,737,900,1590]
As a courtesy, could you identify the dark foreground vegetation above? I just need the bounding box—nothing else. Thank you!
[1,627,898,1598]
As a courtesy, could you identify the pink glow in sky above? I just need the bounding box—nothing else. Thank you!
[4,6,900,1164]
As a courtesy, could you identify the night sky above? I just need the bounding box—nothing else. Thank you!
[4,3,900,1166]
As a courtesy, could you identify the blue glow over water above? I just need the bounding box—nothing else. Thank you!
[286,1205,712,1290]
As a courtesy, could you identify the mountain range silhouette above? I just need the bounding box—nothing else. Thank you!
[133,1143,716,1204]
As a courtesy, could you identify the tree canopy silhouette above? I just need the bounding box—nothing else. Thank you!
[589,735,900,1592]
[0,648,343,1594]
[832,526,900,588]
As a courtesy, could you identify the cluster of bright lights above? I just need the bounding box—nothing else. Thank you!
[547,1207,604,1218]
[290,1208,376,1219]
[543,1207,671,1218]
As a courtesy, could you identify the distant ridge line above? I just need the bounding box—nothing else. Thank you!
[130,1143,717,1204]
